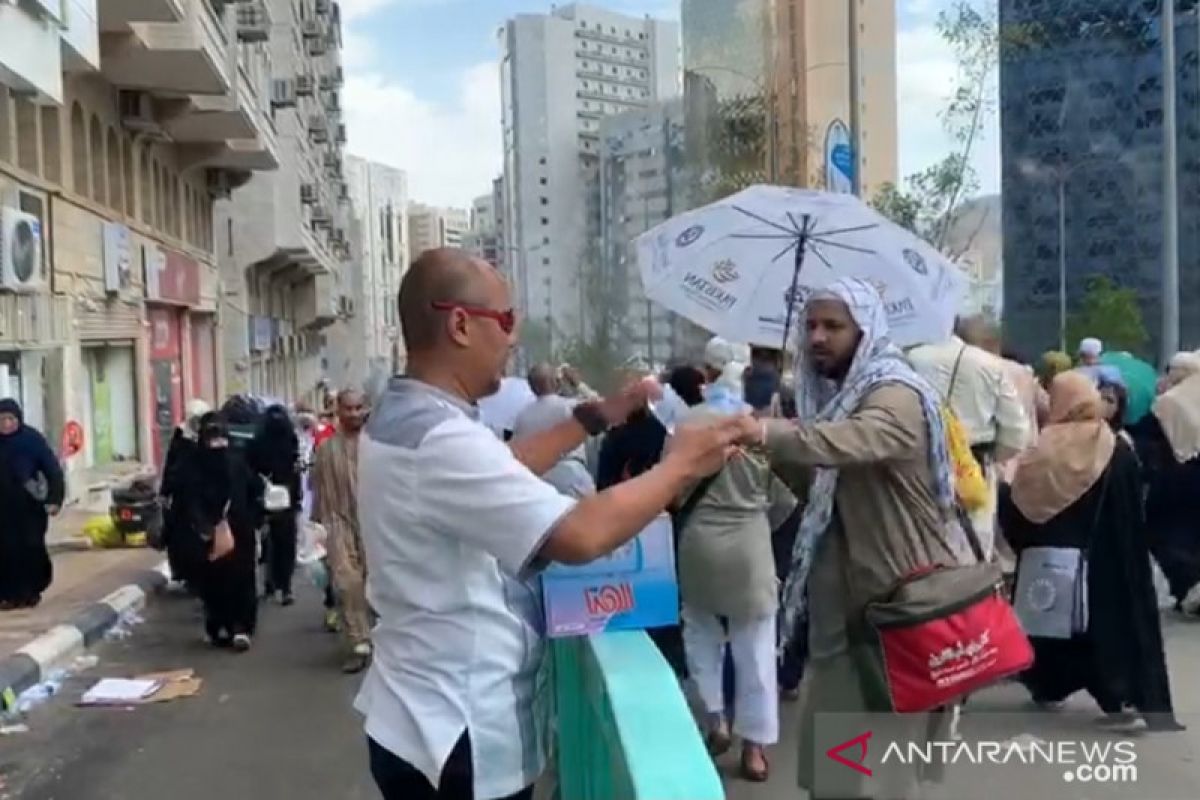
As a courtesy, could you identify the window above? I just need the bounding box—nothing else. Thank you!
[542,257,550,265]
[538,156,546,165]
[542,237,549,245]
[89,115,105,203]
[70,103,87,195]
[540,197,548,205]
[541,217,548,225]
[539,177,547,185]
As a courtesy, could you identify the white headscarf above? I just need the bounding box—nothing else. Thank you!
[1154,374,1200,464]
[780,278,964,648]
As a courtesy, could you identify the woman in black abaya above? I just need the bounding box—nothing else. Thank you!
[249,405,303,605]
[1000,372,1183,732]
[0,399,65,609]
[187,414,262,650]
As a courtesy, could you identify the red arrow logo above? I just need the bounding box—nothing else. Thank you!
[826,730,873,776]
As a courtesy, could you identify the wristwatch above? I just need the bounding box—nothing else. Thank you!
[572,401,610,436]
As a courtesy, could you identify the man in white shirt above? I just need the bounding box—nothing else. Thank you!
[356,248,739,800]
[511,363,595,499]
[907,317,1029,560]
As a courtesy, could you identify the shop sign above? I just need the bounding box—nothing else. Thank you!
[102,223,133,294]
[143,245,200,306]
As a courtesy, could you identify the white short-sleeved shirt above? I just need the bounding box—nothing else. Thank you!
[355,378,576,799]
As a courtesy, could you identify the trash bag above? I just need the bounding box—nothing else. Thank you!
[84,516,122,549]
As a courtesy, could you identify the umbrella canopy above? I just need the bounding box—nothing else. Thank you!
[478,377,535,437]
[635,185,967,349]
[1099,351,1157,425]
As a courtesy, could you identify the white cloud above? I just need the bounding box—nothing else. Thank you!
[896,13,1000,195]
[344,61,501,208]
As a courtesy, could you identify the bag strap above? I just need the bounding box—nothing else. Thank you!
[672,472,720,535]
[945,344,968,404]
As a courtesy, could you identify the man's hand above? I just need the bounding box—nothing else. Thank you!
[717,413,766,448]
[662,417,743,480]
[597,377,663,427]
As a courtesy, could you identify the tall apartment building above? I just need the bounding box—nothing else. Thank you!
[1001,0,1200,357]
[466,191,500,268]
[499,3,680,356]
[681,0,897,200]
[598,101,707,365]
[1,0,277,493]
[407,202,469,255]
[216,0,353,403]
[344,154,407,383]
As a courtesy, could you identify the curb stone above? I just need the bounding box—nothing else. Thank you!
[0,561,170,710]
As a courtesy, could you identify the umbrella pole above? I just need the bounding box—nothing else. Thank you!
[780,217,809,356]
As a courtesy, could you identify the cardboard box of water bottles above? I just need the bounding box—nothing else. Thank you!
[542,514,679,638]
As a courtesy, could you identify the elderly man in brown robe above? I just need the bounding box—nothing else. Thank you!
[311,389,372,673]
[736,278,970,799]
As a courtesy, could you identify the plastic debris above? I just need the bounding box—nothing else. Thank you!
[0,723,29,736]
[14,669,66,714]
[72,654,99,671]
[104,609,146,641]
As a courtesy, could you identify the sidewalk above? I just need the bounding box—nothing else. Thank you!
[0,547,163,663]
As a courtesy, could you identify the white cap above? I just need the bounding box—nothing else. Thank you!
[1078,338,1103,358]
[185,399,211,420]
[704,336,750,371]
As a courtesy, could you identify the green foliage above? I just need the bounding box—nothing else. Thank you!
[1065,276,1150,357]
[873,1,995,252]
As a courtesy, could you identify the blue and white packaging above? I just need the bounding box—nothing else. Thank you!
[542,514,679,638]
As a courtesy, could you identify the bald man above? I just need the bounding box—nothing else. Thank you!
[356,248,740,800]
[511,363,595,499]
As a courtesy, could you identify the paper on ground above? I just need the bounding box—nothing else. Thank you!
[80,678,162,706]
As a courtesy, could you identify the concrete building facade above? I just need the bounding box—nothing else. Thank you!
[344,154,407,385]
[466,191,500,269]
[598,101,707,365]
[1,0,278,498]
[216,0,354,404]
[407,203,469,256]
[499,3,680,356]
[681,0,897,200]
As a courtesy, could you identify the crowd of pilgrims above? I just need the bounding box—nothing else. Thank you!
[1,330,1199,780]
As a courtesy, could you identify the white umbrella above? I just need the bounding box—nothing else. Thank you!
[477,377,535,436]
[635,185,967,349]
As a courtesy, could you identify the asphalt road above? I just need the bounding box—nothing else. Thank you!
[7,585,1200,800]
[1,585,377,800]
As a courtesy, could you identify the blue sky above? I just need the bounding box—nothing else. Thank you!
[341,0,1000,207]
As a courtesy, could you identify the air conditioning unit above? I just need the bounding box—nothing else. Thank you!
[308,115,329,144]
[315,0,331,14]
[300,183,317,204]
[270,78,296,109]
[307,36,328,56]
[301,20,322,39]
[333,66,344,87]
[0,208,45,293]
[318,73,334,92]
[335,123,346,144]
[311,204,331,226]
[119,91,169,140]
[207,169,235,199]
[236,3,270,43]
[295,74,315,97]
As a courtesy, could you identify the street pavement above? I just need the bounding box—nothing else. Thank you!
[0,548,161,662]
[6,583,1200,799]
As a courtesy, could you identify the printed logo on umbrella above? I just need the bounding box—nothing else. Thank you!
[783,284,813,309]
[711,259,739,284]
[902,248,929,276]
[676,225,704,248]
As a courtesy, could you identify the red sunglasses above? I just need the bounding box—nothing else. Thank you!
[430,301,517,334]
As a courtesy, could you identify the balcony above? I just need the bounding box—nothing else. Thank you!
[101,0,230,95]
[294,273,339,330]
[235,1,269,44]
[168,59,279,171]
[309,115,329,144]
[98,0,184,33]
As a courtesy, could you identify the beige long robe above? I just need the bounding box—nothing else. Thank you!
[764,383,958,797]
[311,432,370,646]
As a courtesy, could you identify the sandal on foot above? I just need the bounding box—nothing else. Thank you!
[740,748,769,782]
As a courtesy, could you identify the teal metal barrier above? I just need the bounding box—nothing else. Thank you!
[553,631,725,800]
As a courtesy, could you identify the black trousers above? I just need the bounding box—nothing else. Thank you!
[263,512,298,595]
[368,735,533,800]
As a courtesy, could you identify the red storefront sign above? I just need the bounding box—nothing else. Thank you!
[147,307,184,467]
[144,245,200,306]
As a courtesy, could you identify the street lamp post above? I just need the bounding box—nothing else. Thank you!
[1057,177,1067,353]
[1162,0,1181,363]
